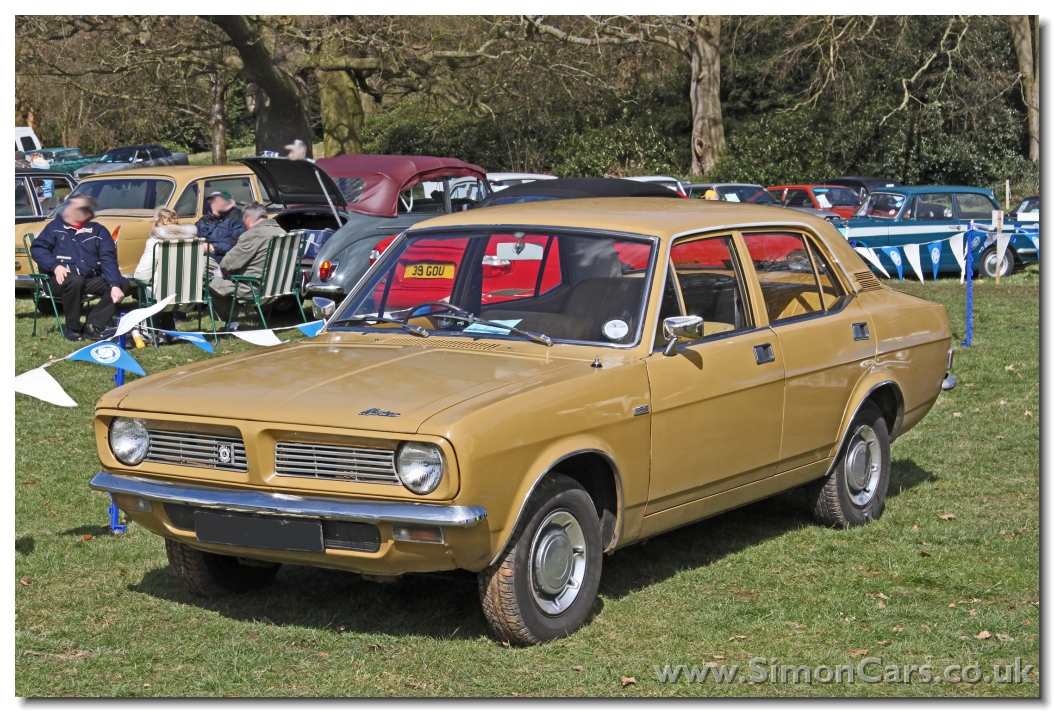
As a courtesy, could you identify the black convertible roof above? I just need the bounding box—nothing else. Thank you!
[477,177,681,207]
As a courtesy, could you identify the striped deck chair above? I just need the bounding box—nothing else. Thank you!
[228,231,307,329]
[136,238,216,343]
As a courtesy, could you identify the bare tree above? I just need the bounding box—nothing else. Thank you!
[1009,15,1039,162]
[523,15,725,177]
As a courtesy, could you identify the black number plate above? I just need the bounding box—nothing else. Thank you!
[194,510,324,553]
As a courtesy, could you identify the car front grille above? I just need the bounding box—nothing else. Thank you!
[146,429,248,472]
[274,442,400,484]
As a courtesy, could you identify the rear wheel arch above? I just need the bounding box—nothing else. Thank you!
[865,382,904,441]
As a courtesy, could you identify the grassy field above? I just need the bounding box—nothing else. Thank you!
[15,268,1039,697]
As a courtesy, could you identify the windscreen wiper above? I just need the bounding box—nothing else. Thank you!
[328,315,429,337]
[442,313,552,347]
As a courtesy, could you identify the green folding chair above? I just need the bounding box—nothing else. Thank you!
[23,233,99,338]
[228,232,307,330]
[136,237,217,345]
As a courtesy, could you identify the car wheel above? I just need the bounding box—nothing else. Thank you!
[165,539,281,597]
[478,473,603,646]
[980,247,1015,279]
[809,402,891,528]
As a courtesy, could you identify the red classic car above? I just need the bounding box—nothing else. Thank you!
[767,184,863,219]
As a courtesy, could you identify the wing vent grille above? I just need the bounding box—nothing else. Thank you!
[853,270,883,293]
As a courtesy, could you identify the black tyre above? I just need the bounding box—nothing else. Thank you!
[478,474,603,646]
[809,402,891,528]
[980,246,1015,279]
[165,539,281,597]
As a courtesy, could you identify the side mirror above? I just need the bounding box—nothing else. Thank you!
[312,296,336,319]
[662,315,704,356]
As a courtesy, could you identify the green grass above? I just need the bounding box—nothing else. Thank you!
[15,268,1038,696]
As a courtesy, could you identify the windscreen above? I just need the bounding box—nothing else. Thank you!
[333,229,656,346]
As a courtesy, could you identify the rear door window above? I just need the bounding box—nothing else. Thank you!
[742,232,824,324]
[955,192,997,220]
[915,193,955,221]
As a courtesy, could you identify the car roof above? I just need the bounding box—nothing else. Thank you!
[869,185,995,195]
[78,164,254,180]
[475,177,680,205]
[687,183,763,189]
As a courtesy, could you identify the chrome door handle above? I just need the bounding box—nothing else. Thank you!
[753,343,775,364]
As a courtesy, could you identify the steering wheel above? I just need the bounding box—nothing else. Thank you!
[401,301,469,323]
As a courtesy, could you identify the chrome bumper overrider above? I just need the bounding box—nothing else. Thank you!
[90,471,487,527]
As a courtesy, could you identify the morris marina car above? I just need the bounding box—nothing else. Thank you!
[840,185,1038,279]
[90,198,953,645]
[15,164,268,287]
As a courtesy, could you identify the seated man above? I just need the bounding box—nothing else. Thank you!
[30,195,131,342]
[196,189,245,262]
[208,203,284,329]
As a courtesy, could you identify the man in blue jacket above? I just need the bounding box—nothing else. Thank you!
[30,195,131,342]
[196,189,245,263]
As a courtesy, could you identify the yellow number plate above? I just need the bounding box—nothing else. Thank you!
[406,263,454,279]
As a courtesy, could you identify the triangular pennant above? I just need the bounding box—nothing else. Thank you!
[115,295,176,336]
[233,329,283,347]
[14,366,77,407]
[67,341,146,376]
[296,320,326,338]
[903,243,925,283]
[995,234,1012,277]
[927,241,942,280]
[160,330,214,353]
[949,233,966,283]
[881,247,904,282]
[854,246,890,278]
[1029,234,1039,259]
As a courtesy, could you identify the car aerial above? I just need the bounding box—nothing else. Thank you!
[74,144,189,179]
[487,173,557,192]
[840,185,1038,279]
[239,154,491,300]
[626,175,687,196]
[15,168,77,226]
[687,182,840,220]
[36,147,105,175]
[16,164,268,287]
[90,197,954,645]
[821,176,901,201]
[1009,196,1039,222]
[767,184,862,219]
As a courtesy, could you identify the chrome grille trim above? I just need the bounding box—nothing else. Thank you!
[275,442,400,484]
[145,429,248,472]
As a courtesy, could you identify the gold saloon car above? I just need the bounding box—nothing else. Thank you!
[90,198,954,645]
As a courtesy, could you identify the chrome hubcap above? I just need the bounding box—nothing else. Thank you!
[530,510,587,616]
[845,424,881,507]
[985,252,1009,277]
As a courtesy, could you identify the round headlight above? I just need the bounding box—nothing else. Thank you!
[109,417,150,466]
[395,442,444,495]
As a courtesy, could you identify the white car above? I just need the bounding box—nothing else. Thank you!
[487,172,557,192]
[625,175,687,197]
[1010,196,1039,222]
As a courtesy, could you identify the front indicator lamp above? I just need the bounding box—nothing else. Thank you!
[112,493,153,513]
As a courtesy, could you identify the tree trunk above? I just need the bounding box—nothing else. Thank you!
[688,16,725,177]
[316,68,364,158]
[206,15,313,157]
[208,73,228,165]
[1009,15,1039,162]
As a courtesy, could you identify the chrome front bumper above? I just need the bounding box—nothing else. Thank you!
[89,471,487,527]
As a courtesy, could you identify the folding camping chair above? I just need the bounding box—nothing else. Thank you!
[136,237,217,345]
[227,232,307,330]
[23,233,100,338]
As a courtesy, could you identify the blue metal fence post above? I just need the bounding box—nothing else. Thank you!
[109,312,129,533]
[962,237,973,347]
[113,315,127,387]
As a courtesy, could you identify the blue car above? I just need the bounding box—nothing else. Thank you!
[838,185,1038,279]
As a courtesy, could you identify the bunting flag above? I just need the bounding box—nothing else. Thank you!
[232,329,283,347]
[296,320,326,338]
[881,247,904,282]
[948,233,966,283]
[160,330,214,353]
[114,295,175,337]
[928,241,943,280]
[1030,234,1040,259]
[14,366,77,407]
[995,234,1012,277]
[903,243,925,283]
[67,341,146,376]
[854,246,890,278]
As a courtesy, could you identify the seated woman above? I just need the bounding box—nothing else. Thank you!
[133,207,198,340]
